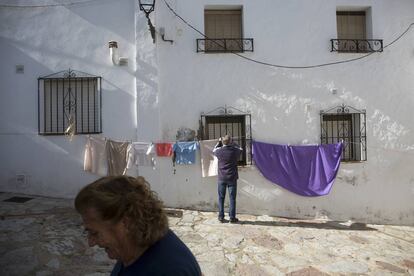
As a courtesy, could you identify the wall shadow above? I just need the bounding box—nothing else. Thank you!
[237,219,376,231]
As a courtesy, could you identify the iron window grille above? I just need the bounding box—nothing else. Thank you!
[199,105,252,166]
[333,11,383,53]
[197,38,254,53]
[38,69,102,135]
[331,39,383,53]
[320,104,367,161]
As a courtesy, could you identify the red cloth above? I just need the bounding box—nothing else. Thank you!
[156,143,173,156]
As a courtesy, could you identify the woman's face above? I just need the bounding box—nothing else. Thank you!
[81,208,131,262]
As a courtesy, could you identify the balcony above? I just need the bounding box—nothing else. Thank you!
[331,39,383,53]
[196,38,254,53]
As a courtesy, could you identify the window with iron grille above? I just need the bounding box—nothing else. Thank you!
[320,104,366,161]
[196,8,253,53]
[332,10,382,53]
[199,106,252,165]
[38,69,102,135]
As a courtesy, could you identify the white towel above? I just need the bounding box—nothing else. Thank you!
[199,139,218,177]
[84,136,108,176]
[125,142,155,172]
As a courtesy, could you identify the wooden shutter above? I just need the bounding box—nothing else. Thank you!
[337,11,366,39]
[204,10,242,51]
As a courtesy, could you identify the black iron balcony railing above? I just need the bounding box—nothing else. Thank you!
[197,38,254,53]
[331,39,383,53]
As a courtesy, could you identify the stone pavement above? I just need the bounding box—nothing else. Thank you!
[0,193,413,276]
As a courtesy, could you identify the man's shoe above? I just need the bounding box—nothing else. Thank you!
[218,217,225,223]
[229,218,239,223]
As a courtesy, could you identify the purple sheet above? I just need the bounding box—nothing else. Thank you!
[253,141,342,196]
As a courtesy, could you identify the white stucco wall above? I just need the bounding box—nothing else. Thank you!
[148,0,414,225]
[0,0,413,225]
[0,0,139,197]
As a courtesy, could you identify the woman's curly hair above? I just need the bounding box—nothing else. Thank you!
[74,175,168,247]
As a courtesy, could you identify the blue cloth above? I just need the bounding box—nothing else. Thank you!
[252,141,342,197]
[218,181,237,219]
[111,229,201,276]
[173,142,199,165]
[213,145,242,182]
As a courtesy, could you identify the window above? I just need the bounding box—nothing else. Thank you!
[205,9,242,52]
[38,69,102,135]
[199,106,252,165]
[337,11,366,41]
[336,11,366,52]
[332,9,382,53]
[320,105,366,161]
[196,8,253,53]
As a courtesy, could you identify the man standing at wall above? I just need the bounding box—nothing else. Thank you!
[213,135,242,223]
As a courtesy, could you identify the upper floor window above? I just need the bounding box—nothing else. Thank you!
[196,7,253,53]
[38,69,102,135]
[337,11,366,41]
[199,106,252,165]
[320,104,367,162]
[331,9,383,53]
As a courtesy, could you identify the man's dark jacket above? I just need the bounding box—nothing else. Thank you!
[214,145,242,182]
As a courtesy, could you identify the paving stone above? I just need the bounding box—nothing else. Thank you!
[180,212,195,223]
[167,216,181,225]
[240,253,255,264]
[250,251,271,265]
[222,235,244,249]
[375,260,408,273]
[199,261,232,276]
[196,249,225,263]
[43,238,75,256]
[261,265,284,275]
[287,266,330,276]
[0,246,38,275]
[225,253,238,263]
[319,260,369,274]
[349,234,370,244]
[402,259,414,269]
[0,193,413,276]
[234,263,271,276]
[36,271,53,276]
[271,254,311,270]
[252,233,284,250]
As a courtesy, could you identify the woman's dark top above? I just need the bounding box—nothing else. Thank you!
[111,229,201,276]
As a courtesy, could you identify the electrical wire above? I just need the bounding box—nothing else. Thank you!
[0,0,101,8]
[162,0,414,69]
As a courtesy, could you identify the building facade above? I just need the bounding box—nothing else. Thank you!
[1,0,413,225]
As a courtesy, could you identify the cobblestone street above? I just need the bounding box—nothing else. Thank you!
[0,193,413,275]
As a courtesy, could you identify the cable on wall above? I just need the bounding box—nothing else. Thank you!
[162,0,414,69]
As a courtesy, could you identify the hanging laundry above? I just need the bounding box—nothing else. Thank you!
[252,141,342,197]
[156,142,173,157]
[199,139,218,177]
[172,141,199,165]
[84,136,108,176]
[125,142,155,173]
[106,139,129,176]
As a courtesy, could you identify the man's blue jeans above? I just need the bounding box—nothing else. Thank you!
[218,181,237,219]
